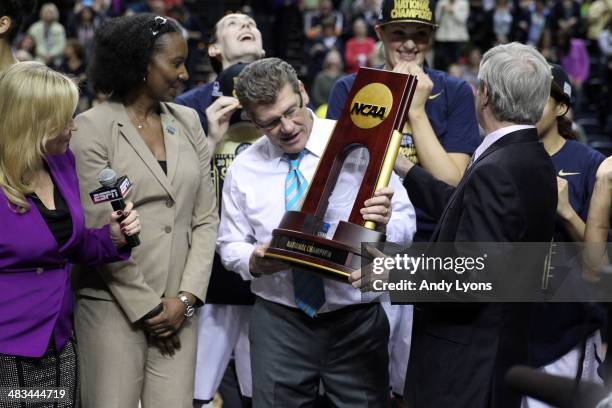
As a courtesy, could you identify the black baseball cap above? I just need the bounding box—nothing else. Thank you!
[377,0,437,27]
[212,62,250,125]
[549,63,573,105]
[217,62,249,98]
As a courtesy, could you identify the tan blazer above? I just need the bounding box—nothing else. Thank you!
[70,101,219,323]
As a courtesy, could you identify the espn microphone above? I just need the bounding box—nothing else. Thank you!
[505,365,607,408]
[89,168,140,248]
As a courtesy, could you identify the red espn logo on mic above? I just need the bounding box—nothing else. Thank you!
[89,176,133,204]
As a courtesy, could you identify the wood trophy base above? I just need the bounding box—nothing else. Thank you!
[265,211,385,282]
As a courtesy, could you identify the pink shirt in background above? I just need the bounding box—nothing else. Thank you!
[560,38,590,83]
[344,37,376,73]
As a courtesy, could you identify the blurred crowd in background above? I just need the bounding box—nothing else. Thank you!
[9,0,612,142]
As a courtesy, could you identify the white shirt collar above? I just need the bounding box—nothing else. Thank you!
[473,124,535,162]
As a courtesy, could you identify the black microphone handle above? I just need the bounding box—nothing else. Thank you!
[110,199,140,248]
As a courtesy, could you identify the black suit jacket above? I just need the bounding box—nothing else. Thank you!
[402,128,557,408]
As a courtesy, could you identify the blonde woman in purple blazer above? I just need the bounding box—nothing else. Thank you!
[0,62,141,407]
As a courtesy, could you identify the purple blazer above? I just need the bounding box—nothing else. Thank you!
[0,149,129,358]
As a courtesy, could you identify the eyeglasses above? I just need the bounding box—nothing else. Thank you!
[251,92,304,132]
[151,16,168,37]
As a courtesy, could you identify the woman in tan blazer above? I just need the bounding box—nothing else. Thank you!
[70,14,218,408]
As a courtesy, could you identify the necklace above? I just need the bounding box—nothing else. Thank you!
[127,108,148,129]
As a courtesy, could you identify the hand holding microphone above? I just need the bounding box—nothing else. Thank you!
[90,168,141,248]
[109,201,140,248]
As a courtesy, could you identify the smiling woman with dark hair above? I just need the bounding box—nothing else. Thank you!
[69,13,219,408]
[87,13,184,101]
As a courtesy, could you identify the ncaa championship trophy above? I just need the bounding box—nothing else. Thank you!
[264,67,417,282]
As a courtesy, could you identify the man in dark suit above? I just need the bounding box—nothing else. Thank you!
[352,42,558,407]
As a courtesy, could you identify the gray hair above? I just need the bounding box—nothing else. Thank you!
[39,3,60,21]
[234,58,300,113]
[478,42,551,125]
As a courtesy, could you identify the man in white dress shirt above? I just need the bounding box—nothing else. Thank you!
[217,57,417,407]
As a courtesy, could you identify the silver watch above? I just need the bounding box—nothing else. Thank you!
[178,293,195,318]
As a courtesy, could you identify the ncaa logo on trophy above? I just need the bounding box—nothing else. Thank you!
[265,67,417,282]
[349,83,393,128]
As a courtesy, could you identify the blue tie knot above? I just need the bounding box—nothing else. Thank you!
[285,151,306,171]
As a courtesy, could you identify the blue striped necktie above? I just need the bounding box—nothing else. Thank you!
[285,151,325,317]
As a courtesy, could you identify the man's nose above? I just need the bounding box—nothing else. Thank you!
[279,116,294,133]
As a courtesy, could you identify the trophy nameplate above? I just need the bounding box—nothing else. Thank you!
[265,67,417,282]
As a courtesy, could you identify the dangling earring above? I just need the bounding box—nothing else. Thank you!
[143,76,147,83]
